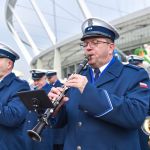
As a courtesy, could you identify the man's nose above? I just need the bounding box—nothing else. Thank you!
[85,44,93,51]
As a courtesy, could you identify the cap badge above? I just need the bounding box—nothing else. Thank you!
[88,19,93,26]
[87,27,93,31]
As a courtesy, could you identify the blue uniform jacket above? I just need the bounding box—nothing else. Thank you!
[50,79,63,88]
[24,83,53,150]
[0,73,30,150]
[55,58,150,150]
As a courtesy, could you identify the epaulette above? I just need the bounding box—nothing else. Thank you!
[17,78,26,84]
[15,76,27,83]
[124,63,142,71]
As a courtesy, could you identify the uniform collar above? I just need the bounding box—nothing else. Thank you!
[85,58,123,87]
[95,58,123,87]
[0,73,16,89]
[92,60,110,75]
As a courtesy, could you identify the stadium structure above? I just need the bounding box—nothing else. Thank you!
[5,0,150,79]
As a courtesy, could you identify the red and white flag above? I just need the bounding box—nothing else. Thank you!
[139,82,148,88]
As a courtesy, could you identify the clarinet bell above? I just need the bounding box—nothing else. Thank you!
[27,129,41,142]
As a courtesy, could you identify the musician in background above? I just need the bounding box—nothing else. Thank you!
[0,42,30,150]
[128,54,150,77]
[24,69,53,150]
[48,18,150,150]
[46,70,63,87]
[128,55,144,67]
[46,70,66,150]
[31,69,52,93]
[128,55,150,150]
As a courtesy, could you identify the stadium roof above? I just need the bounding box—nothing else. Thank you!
[5,0,150,63]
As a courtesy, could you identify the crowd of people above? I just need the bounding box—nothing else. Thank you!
[0,17,150,150]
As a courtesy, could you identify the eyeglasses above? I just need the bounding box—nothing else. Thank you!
[80,40,110,48]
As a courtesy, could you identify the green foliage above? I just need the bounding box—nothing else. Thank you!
[134,48,147,55]
[144,56,150,64]
[133,47,150,64]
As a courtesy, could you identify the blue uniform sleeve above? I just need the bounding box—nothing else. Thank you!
[79,83,113,116]
[0,81,30,127]
[79,69,150,129]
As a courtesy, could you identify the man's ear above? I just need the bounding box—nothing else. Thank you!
[7,59,13,69]
[109,43,115,55]
[108,48,114,55]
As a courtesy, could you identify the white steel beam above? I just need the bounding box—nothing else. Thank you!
[30,0,56,45]
[7,22,32,64]
[77,0,92,19]
[30,0,62,78]
[54,47,61,79]
[8,4,40,56]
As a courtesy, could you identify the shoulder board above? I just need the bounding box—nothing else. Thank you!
[125,64,142,71]
[15,76,28,83]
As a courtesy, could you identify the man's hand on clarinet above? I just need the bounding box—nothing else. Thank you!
[48,74,88,103]
[48,87,69,103]
[65,74,88,93]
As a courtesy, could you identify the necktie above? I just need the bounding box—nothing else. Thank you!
[94,68,100,81]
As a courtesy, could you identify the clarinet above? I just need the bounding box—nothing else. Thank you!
[27,57,89,142]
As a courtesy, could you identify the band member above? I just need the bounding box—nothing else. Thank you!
[24,69,53,150]
[31,69,52,92]
[128,55,144,66]
[46,70,66,150]
[128,55,150,150]
[0,42,30,150]
[48,18,150,150]
[46,70,63,87]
